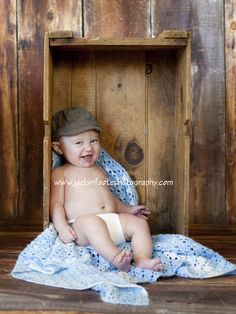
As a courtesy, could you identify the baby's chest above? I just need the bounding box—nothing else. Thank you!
[65,168,107,183]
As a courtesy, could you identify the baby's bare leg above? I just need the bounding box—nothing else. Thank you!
[73,215,131,272]
[120,214,163,271]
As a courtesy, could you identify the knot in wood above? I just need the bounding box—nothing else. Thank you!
[230,21,236,30]
[125,141,144,165]
[47,10,55,21]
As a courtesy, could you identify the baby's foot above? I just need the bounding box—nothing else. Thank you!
[113,250,131,272]
[135,258,164,272]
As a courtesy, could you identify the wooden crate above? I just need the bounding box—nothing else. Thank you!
[43,30,191,235]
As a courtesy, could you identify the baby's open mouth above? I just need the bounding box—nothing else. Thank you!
[81,154,93,162]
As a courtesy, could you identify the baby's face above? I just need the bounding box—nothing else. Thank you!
[59,130,100,168]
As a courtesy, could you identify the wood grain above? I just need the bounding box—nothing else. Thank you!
[0,1,18,220]
[17,0,82,225]
[225,0,236,223]
[43,32,52,229]
[0,0,234,231]
[72,51,96,113]
[174,44,192,235]
[146,50,176,233]
[49,36,188,48]
[82,1,192,232]
[96,51,146,203]
[1,234,236,313]
[83,1,150,203]
[52,51,73,111]
[152,0,226,224]
[84,0,150,37]
[47,34,190,232]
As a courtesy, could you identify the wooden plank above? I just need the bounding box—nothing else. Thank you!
[158,30,188,39]
[156,276,236,286]
[188,1,226,224]
[95,51,146,203]
[225,0,236,223]
[190,223,236,236]
[83,1,150,206]
[50,36,188,49]
[146,50,176,233]
[152,0,226,224]
[0,233,38,253]
[49,30,74,39]
[0,220,42,233]
[84,0,150,38]
[0,0,18,221]
[1,265,236,313]
[174,42,192,235]
[52,51,73,112]
[17,0,82,226]
[43,32,52,227]
[71,51,96,113]
[52,51,97,115]
[43,124,51,229]
[1,235,236,313]
[151,0,191,34]
[43,33,52,124]
[2,281,236,314]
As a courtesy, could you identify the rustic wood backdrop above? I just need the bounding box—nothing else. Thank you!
[0,0,235,231]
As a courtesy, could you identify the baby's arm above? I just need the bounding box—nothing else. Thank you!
[99,166,151,219]
[50,167,77,243]
[115,198,151,219]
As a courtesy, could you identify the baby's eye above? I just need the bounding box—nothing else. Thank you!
[91,138,98,144]
[75,141,82,145]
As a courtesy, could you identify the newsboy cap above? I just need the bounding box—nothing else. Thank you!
[51,106,101,141]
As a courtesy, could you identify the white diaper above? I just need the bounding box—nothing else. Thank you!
[67,213,126,245]
[96,213,126,245]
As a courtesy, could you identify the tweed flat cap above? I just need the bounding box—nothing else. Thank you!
[51,106,101,141]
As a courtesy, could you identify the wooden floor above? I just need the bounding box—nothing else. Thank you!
[0,231,236,314]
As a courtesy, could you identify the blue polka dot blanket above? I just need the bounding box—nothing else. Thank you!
[12,149,236,306]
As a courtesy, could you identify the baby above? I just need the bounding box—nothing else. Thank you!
[50,106,163,272]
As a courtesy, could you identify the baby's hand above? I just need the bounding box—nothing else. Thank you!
[129,205,151,220]
[59,225,77,243]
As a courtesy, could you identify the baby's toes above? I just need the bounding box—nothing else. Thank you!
[154,262,164,272]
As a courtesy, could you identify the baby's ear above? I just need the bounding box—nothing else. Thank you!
[51,141,63,155]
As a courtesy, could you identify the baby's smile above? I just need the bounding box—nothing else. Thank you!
[81,154,92,159]
[81,154,95,165]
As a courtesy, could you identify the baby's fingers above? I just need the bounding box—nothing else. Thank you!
[139,208,151,217]
[137,205,147,210]
[142,208,151,214]
[70,228,77,240]
[60,236,72,244]
[140,214,149,220]
[137,205,151,212]
[70,227,77,237]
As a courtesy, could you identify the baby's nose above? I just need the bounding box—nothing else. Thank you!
[84,142,92,151]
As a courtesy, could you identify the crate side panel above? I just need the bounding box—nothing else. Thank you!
[175,46,191,235]
[146,50,177,234]
[225,0,236,223]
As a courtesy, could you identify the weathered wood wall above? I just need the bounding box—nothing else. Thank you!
[0,0,235,230]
